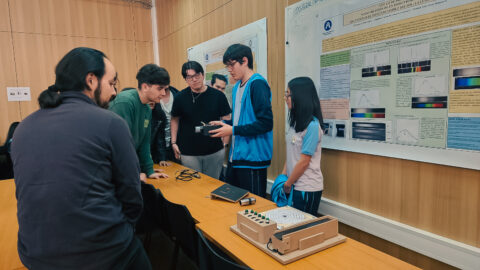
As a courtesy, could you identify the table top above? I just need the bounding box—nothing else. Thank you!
[146,163,277,223]
[0,179,26,270]
[196,214,420,269]
[1,162,418,269]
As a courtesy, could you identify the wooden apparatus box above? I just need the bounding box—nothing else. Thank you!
[236,209,277,244]
[270,215,339,255]
[231,207,346,264]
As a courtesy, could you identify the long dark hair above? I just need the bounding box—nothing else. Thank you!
[38,47,106,108]
[288,77,324,132]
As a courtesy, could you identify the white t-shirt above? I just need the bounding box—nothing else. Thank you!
[286,118,324,191]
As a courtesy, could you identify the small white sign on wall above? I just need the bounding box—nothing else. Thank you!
[7,87,31,101]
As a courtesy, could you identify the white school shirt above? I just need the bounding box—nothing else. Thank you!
[286,118,324,191]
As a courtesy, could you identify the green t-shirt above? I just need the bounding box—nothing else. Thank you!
[109,89,154,175]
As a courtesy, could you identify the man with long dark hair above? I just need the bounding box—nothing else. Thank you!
[11,47,151,269]
[210,44,273,197]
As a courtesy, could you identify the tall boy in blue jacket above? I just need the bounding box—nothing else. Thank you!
[210,44,273,197]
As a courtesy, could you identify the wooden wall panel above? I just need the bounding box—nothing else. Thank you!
[322,150,480,247]
[13,33,141,118]
[10,0,76,36]
[0,0,10,31]
[10,0,135,40]
[191,0,229,22]
[132,4,153,42]
[156,0,228,40]
[0,0,154,135]
[13,33,71,117]
[0,32,21,143]
[100,39,139,90]
[72,0,134,39]
[136,41,154,70]
[156,0,194,39]
[70,37,139,90]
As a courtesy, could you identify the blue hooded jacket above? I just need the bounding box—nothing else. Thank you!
[228,73,273,169]
[270,174,293,207]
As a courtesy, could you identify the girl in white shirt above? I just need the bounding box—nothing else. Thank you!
[282,77,325,215]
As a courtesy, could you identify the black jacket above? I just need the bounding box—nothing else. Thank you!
[151,87,179,162]
[11,91,143,269]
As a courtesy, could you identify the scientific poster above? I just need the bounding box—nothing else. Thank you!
[286,0,480,169]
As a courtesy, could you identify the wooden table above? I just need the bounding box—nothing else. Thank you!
[196,214,420,269]
[2,162,418,269]
[146,163,277,223]
[153,163,417,269]
[0,180,26,270]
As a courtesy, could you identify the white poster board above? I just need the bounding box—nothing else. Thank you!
[286,0,480,170]
[187,18,267,105]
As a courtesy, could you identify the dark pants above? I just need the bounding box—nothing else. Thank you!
[226,163,267,198]
[291,189,323,216]
[112,236,152,270]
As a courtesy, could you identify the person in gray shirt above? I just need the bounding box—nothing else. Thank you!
[11,47,151,269]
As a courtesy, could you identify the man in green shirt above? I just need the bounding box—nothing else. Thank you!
[110,64,170,179]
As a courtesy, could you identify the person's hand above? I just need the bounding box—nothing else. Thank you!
[148,172,168,179]
[159,161,171,167]
[283,183,292,194]
[209,121,233,137]
[140,173,147,183]
[172,143,181,160]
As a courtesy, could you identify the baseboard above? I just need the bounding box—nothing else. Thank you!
[266,179,480,270]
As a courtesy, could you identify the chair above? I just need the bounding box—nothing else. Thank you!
[155,188,171,236]
[165,200,198,270]
[135,183,170,252]
[0,122,19,180]
[196,228,251,270]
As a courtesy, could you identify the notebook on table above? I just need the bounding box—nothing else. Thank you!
[211,183,249,203]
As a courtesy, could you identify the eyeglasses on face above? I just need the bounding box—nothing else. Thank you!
[224,60,238,69]
[284,92,291,98]
[185,73,202,82]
